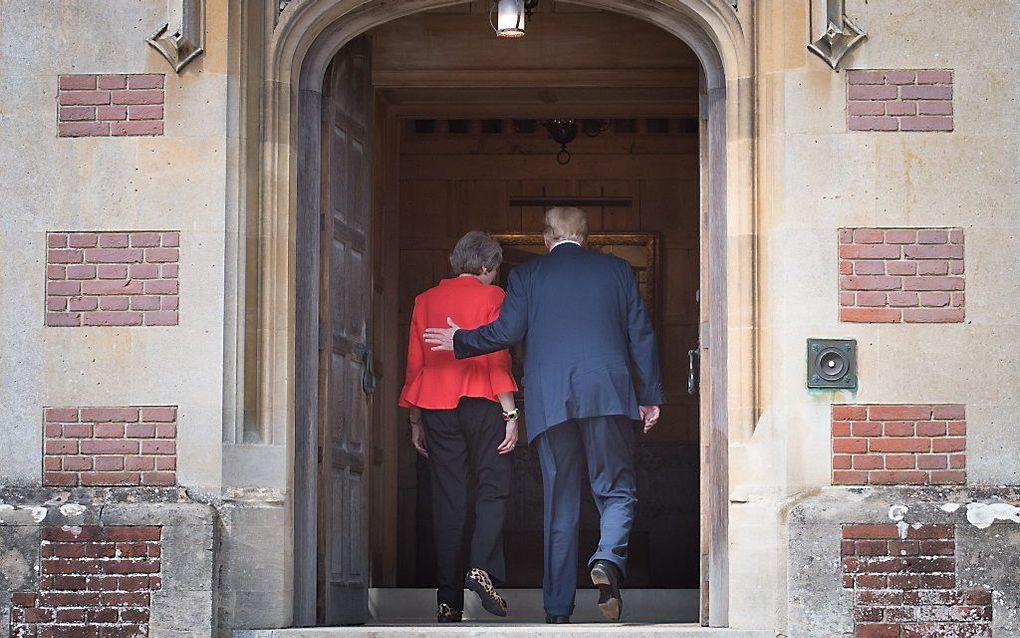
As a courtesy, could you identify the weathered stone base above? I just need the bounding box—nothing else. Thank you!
[788,486,1020,637]
[215,495,290,635]
[0,487,214,638]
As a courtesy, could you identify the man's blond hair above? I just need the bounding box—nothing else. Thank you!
[543,207,589,245]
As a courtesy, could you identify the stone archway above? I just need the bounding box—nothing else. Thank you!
[253,0,753,627]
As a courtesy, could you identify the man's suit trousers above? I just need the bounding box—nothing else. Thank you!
[422,397,511,609]
[534,415,637,617]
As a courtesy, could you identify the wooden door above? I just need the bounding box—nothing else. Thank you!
[317,35,373,626]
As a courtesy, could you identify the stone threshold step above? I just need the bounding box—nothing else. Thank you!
[368,588,700,624]
[236,626,774,638]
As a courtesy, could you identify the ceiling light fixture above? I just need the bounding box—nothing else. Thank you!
[491,0,540,38]
[539,119,610,164]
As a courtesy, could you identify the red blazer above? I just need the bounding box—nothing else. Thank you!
[399,276,518,410]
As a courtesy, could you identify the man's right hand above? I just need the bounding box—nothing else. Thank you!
[423,317,460,352]
[639,405,661,434]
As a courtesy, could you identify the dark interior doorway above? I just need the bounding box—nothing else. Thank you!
[292,0,736,628]
[393,115,702,590]
[304,2,713,624]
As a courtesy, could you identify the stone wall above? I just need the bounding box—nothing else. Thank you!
[0,1,239,635]
[0,0,1019,636]
[788,488,1020,637]
[737,0,1020,631]
[0,488,214,638]
[0,0,229,495]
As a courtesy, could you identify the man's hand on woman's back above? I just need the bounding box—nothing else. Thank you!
[424,317,460,351]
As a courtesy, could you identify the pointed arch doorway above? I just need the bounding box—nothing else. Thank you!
[257,0,752,629]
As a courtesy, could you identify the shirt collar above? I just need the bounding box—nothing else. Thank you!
[551,239,583,250]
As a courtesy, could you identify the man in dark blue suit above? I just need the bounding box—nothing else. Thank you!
[424,207,664,623]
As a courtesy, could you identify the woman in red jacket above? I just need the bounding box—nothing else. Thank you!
[399,231,520,623]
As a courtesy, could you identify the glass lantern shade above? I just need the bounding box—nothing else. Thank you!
[495,0,526,38]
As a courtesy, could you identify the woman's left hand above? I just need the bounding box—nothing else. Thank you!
[410,421,429,458]
[497,420,518,455]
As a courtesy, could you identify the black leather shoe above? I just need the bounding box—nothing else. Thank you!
[437,603,463,623]
[545,615,570,624]
[590,560,623,621]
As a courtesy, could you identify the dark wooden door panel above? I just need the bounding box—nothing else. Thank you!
[319,34,372,627]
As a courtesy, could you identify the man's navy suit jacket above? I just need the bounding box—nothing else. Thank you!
[453,242,664,443]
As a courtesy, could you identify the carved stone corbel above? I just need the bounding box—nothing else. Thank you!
[147,0,206,73]
[807,0,866,70]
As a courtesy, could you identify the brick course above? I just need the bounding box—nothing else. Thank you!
[847,69,954,132]
[57,74,165,137]
[46,231,179,327]
[841,524,991,637]
[832,404,966,486]
[9,526,161,638]
[839,228,965,323]
[43,406,177,487]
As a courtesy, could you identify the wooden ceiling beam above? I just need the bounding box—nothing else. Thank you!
[377,86,700,119]
[373,68,699,89]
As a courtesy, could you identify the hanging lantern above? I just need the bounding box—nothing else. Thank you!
[491,0,539,38]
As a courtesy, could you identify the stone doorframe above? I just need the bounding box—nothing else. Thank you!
[246,0,753,628]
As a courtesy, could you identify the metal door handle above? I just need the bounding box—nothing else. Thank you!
[687,347,699,395]
[354,343,377,396]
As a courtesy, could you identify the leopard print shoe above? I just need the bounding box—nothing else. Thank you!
[465,567,508,617]
[436,603,462,623]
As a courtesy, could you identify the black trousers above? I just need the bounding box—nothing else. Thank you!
[422,397,511,609]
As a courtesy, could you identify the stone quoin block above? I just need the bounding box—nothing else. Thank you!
[42,406,178,487]
[45,231,179,327]
[841,524,992,637]
[839,228,965,323]
[57,74,165,137]
[832,404,967,486]
[9,526,162,638]
[847,69,954,132]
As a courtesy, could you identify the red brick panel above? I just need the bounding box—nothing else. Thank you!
[43,406,177,487]
[847,69,954,132]
[832,404,966,486]
[841,524,992,637]
[10,526,161,638]
[58,74,165,137]
[839,228,965,323]
[46,231,179,327]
